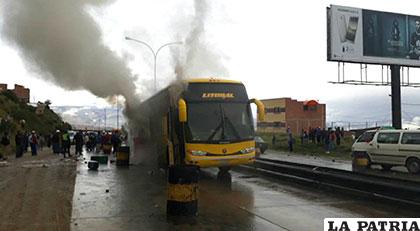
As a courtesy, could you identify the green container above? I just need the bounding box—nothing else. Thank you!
[91,155,108,164]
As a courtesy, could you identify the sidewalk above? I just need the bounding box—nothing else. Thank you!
[262,149,420,182]
[262,149,352,171]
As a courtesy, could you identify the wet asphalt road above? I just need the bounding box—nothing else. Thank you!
[71,150,419,231]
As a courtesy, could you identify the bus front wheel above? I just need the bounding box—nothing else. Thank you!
[217,167,231,183]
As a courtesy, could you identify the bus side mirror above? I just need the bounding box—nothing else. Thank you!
[178,99,187,123]
[250,98,265,121]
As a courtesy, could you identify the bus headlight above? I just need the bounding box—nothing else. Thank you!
[191,150,207,156]
[240,147,255,154]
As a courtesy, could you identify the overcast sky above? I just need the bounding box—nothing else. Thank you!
[1,0,420,124]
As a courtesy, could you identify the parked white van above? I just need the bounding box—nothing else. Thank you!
[351,129,420,174]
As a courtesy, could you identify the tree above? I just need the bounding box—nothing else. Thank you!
[0,117,12,134]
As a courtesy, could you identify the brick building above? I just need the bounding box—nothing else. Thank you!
[0,83,30,103]
[13,84,30,103]
[0,84,7,92]
[258,98,326,135]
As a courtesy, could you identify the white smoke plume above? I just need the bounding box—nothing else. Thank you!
[171,0,229,80]
[0,0,138,106]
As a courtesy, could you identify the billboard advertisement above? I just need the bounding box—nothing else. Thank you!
[328,5,420,67]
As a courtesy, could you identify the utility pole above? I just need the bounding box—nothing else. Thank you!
[116,101,119,130]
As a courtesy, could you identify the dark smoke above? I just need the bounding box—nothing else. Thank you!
[1,0,138,106]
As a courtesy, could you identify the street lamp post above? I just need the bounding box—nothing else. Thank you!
[116,101,119,130]
[125,36,182,92]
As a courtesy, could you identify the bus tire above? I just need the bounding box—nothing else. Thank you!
[217,170,232,185]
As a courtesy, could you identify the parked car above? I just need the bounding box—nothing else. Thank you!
[255,136,268,155]
[351,129,420,173]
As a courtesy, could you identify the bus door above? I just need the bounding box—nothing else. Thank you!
[162,114,175,166]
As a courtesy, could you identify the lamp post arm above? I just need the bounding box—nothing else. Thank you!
[154,42,182,92]
[125,36,156,57]
[155,42,183,57]
[125,37,182,92]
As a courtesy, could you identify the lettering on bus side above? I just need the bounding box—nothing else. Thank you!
[201,93,234,99]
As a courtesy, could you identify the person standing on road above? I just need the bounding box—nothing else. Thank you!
[324,129,331,154]
[335,129,341,146]
[287,127,293,152]
[95,131,102,153]
[23,131,29,153]
[52,130,61,155]
[315,127,321,144]
[330,130,336,150]
[272,135,276,146]
[15,131,24,158]
[29,131,38,156]
[83,133,90,152]
[74,131,84,156]
[111,130,121,154]
[62,130,70,158]
[1,132,10,160]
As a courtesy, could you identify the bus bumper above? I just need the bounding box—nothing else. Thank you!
[185,153,256,168]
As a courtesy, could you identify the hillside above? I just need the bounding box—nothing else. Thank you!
[0,90,71,158]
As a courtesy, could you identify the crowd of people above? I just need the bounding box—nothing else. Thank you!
[1,130,46,159]
[301,127,345,153]
[0,129,124,160]
[50,130,124,158]
[273,126,346,154]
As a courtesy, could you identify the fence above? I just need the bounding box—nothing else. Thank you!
[327,120,392,131]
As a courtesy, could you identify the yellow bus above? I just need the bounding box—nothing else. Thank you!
[138,78,264,176]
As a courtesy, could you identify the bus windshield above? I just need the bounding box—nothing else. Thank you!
[186,102,254,143]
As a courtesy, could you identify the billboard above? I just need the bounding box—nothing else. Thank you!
[327,5,420,67]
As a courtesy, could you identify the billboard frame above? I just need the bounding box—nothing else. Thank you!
[327,5,420,68]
